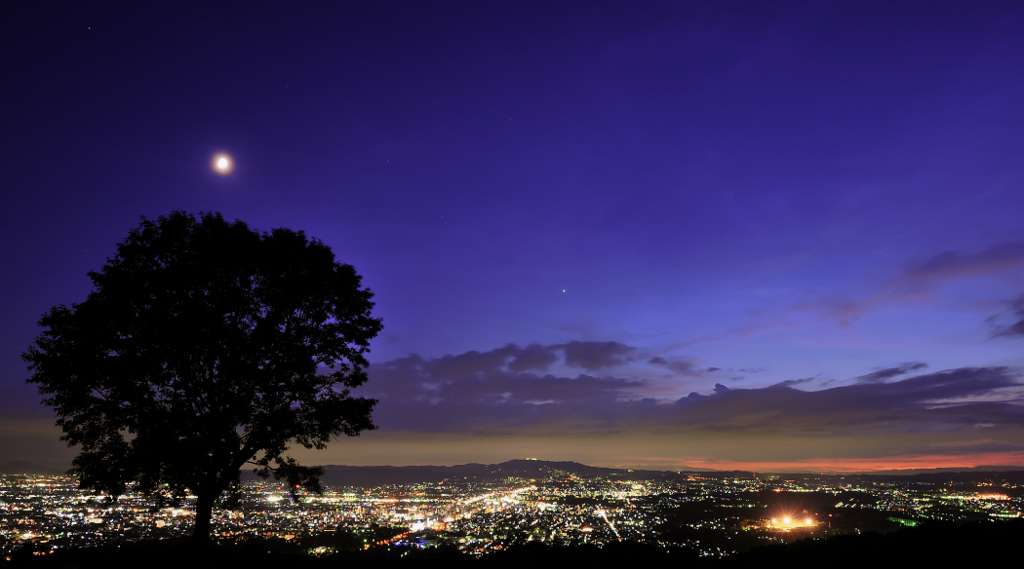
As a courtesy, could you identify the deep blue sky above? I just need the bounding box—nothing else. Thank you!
[3,1,1024,471]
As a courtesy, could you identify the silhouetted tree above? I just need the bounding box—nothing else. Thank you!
[24,211,382,545]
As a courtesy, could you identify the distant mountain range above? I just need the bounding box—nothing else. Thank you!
[3,458,687,483]
[235,459,701,487]
[5,458,1024,486]
[309,459,698,487]
[247,459,1024,487]
[858,465,1024,476]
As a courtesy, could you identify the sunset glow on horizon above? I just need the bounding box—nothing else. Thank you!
[637,453,1024,474]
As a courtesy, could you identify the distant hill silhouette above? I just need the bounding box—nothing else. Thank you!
[293,460,1024,488]
[8,456,1024,486]
[857,468,1024,485]
[238,459,713,487]
[220,458,1024,487]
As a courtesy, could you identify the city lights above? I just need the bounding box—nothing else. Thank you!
[1,470,1021,561]
[767,514,817,531]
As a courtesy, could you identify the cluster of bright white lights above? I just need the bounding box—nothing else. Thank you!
[769,516,815,529]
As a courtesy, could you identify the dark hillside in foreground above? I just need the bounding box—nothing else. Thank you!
[721,519,1024,567]
[9,520,1024,569]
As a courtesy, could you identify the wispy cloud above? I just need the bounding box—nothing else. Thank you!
[990,293,1024,339]
[902,242,1024,285]
[800,242,1024,328]
[853,362,928,384]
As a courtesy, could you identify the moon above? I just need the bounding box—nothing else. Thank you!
[211,153,234,175]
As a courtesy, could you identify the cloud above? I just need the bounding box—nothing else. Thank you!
[364,341,653,426]
[800,242,1024,328]
[427,346,519,379]
[364,343,1024,453]
[668,367,1024,435]
[774,377,815,387]
[648,356,704,376]
[379,341,635,385]
[556,341,635,370]
[853,362,928,384]
[367,358,645,434]
[903,242,1024,285]
[990,293,1024,339]
[507,343,560,372]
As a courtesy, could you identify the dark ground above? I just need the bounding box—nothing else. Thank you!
[5,519,1024,569]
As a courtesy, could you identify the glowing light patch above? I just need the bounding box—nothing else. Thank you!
[768,515,817,531]
[211,153,234,175]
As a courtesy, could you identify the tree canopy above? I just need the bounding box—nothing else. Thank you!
[24,211,382,543]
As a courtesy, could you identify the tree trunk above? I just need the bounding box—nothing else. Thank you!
[192,492,216,547]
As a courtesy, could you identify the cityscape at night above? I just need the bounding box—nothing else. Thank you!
[3,460,1023,561]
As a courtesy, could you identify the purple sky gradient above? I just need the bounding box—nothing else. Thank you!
[3,1,1024,471]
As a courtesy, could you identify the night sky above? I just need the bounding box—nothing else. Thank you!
[3,1,1024,472]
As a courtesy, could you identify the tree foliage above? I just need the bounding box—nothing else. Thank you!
[24,211,382,542]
